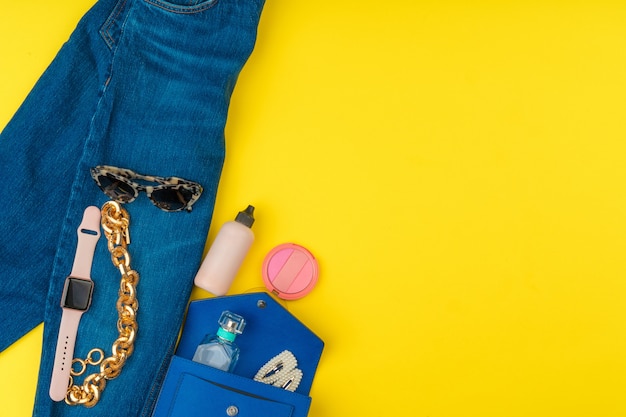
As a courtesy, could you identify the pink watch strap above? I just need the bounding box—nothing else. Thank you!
[70,205,101,278]
[49,206,101,402]
[49,309,83,401]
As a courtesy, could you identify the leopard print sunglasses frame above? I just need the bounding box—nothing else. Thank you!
[90,165,203,212]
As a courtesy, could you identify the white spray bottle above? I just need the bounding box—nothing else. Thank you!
[194,205,255,296]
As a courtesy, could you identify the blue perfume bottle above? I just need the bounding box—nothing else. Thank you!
[192,311,246,372]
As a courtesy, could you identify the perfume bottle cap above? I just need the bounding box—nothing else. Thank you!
[235,205,255,228]
[218,311,246,335]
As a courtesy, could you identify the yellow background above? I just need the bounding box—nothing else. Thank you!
[2,1,626,416]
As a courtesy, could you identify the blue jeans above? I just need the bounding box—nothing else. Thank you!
[0,0,264,415]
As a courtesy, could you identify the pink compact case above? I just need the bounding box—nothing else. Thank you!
[262,243,319,300]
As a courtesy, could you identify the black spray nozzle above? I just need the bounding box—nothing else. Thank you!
[235,205,255,228]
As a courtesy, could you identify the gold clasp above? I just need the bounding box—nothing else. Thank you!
[86,348,104,366]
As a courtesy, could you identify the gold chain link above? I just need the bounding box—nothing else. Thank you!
[65,201,139,407]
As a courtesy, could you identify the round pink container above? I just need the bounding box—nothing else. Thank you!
[262,243,319,300]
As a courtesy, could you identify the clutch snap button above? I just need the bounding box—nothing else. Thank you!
[226,405,239,416]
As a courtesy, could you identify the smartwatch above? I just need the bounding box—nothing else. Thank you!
[49,206,101,402]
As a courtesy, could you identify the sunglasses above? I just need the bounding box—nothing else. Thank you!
[90,165,203,212]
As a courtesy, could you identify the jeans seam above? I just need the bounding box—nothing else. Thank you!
[140,337,178,417]
[144,0,218,15]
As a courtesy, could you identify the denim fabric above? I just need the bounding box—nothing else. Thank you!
[0,0,264,415]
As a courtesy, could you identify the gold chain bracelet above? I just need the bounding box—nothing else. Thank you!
[65,201,139,407]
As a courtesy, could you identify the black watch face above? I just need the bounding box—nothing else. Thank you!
[61,277,94,311]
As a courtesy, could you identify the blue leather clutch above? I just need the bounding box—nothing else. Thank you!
[152,292,324,417]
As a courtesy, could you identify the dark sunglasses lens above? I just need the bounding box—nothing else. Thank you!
[150,187,194,211]
[97,174,136,202]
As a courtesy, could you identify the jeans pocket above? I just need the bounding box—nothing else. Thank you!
[100,0,131,50]
[144,0,218,14]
